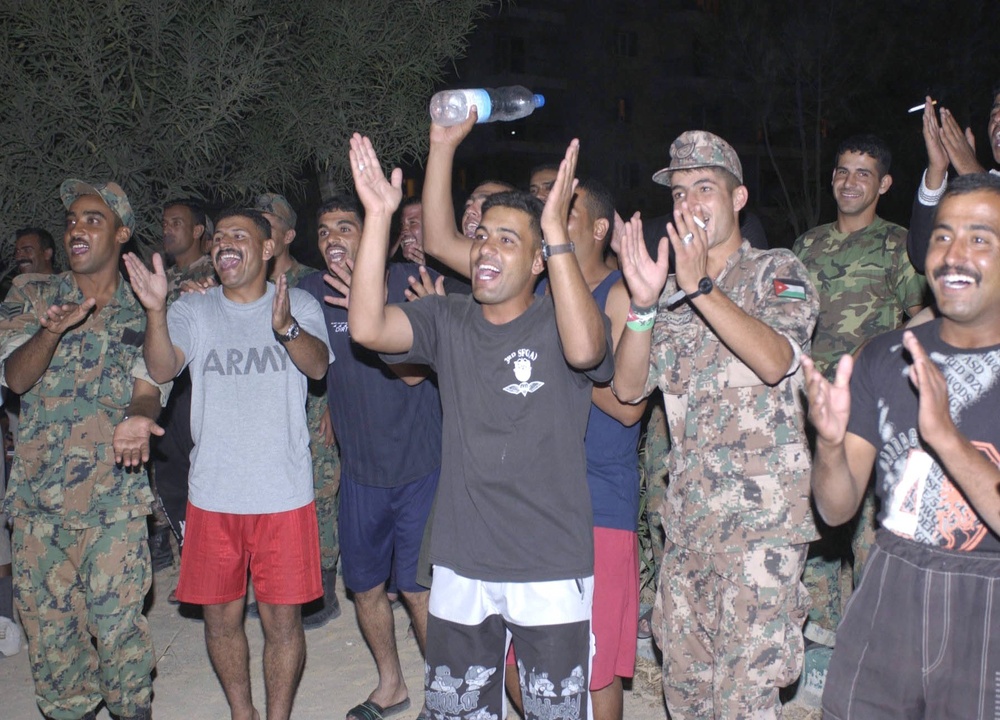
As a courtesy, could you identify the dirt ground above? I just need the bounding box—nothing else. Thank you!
[0,564,820,719]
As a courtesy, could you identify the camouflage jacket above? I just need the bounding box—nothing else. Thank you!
[0,273,168,526]
[644,242,820,552]
[793,216,927,380]
[165,253,215,305]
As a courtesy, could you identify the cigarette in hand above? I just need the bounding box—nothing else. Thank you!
[693,215,706,229]
[908,100,937,113]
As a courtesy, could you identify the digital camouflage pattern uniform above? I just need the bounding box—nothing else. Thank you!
[165,253,216,304]
[793,217,927,638]
[643,242,819,719]
[284,258,341,572]
[0,272,168,720]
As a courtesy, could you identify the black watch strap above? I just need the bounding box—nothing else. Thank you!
[274,318,301,343]
[686,276,714,301]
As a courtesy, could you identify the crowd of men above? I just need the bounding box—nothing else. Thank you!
[0,86,998,720]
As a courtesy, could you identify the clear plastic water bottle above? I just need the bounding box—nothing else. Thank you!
[429,86,545,126]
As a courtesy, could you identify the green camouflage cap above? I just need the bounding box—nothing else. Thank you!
[253,193,297,228]
[652,130,743,187]
[60,179,135,232]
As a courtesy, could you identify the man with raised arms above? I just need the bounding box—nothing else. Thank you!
[347,130,611,720]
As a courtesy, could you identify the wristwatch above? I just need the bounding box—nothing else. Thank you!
[274,318,301,343]
[686,276,714,300]
[542,242,575,261]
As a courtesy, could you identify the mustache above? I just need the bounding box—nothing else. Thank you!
[932,263,982,284]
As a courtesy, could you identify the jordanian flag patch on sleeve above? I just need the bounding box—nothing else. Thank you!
[773,278,806,300]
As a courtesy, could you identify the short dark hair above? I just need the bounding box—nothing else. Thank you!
[15,226,55,253]
[576,177,616,247]
[835,134,892,177]
[213,208,272,239]
[162,198,207,229]
[474,179,517,194]
[938,172,1000,206]
[529,162,560,180]
[481,191,544,248]
[317,194,363,225]
[400,195,422,211]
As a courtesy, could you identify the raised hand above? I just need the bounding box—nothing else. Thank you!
[922,97,948,185]
[540,138,580,241]
[619,211,668,308]
[322,258,353,309]
[39,298,96,336]
[124,252,168,313]
[902,330,958,446]
[667,200,709,295]
[113,415,165,468]
[429,106,479,149]
[272,273,293,333]
[803,354,853,446]
[939,106,985,175]
[349,133,403,218]
[404,266,446,301]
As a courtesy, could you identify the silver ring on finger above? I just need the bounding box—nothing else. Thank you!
[682,232,694,245]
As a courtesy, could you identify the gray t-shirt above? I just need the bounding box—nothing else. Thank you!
[167,283,333,514]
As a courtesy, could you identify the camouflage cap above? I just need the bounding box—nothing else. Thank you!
[652,130,743,187]
[253,193,297,228]
[60,179,135,232]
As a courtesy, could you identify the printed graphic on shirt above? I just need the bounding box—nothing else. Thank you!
[503,348,544,397]
[878,343,1000,550]
[202,344,287,376]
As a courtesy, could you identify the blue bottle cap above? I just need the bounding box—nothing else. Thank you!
[533,94,545,108]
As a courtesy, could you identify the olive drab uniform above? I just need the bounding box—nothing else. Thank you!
[0,272,168,720]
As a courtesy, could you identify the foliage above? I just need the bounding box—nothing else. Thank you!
[0,0,492,265]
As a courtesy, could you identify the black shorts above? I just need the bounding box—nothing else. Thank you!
[824,529,1000,719]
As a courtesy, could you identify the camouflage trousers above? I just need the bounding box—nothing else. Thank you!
[312,439,341,572]
[654,539,810,719]
[801,484,877,639]
[641,400,670,573]
[11,516,153,720]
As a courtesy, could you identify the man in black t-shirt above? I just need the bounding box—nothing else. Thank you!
[348,125,612,720]
[803,173,1000,719]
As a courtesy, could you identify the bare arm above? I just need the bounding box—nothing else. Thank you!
[124,253,185,383]
[592,278,646,425]
[422,112,478,277]
[804,354,877,525]
[612,212,669,403]
[903,331,1000,535]
[345,133,416,354]
[271,274,328,380]
[542,139,606,369]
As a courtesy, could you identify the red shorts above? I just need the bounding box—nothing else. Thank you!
[175,502,322,606]
[505,528,638,689]
[590,527,638,688]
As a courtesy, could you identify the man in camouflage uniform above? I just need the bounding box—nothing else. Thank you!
[0,180,168,720]
[793,135,926,673]
[613,131,819,719]
[253,193,342,628]
[150,199,215,585]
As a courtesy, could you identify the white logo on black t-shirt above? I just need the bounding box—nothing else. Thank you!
[503,348,544,396]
